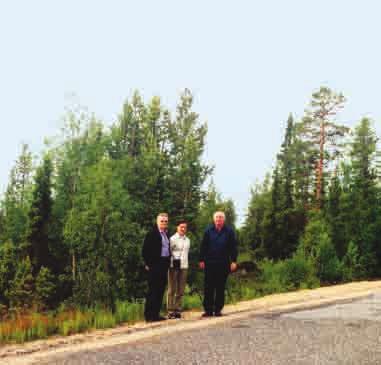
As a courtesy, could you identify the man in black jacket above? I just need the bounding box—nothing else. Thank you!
[142,213,171,322]
[199,211,238,317]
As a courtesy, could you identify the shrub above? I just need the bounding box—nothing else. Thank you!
[35,267,56,309]
[258,259,287,294]
[342,241,362,281]
[315,233,342,283]
[282,253,318,289]
[182,295,202,310]
[6,257,35,310]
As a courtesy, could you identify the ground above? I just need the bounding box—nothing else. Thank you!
[2,281,381,365]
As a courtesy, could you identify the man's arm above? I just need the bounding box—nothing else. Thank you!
[199,229,209,269]
[142,231,152,269]
[229,228,238,272]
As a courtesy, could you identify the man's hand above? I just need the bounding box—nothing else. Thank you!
[145,265,150,271]
[199,261,205,270]
[230,262,238,273]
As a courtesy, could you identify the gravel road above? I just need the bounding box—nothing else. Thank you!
[37,294,381,365]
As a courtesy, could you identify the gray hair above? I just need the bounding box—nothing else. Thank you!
[156,213,168,220]
[213,211,226,219]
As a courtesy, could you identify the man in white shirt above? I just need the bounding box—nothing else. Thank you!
[167,220,190,319]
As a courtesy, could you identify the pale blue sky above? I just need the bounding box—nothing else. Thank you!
[1,1,381,223]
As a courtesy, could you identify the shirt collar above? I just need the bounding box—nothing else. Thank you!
[214,224,225,232]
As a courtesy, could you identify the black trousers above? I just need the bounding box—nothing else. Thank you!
[144,257,170,320]
[203,262,230,313]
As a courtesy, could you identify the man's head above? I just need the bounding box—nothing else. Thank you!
[156,213,168,231]
[176,220,188,236]
[213,211,225,230]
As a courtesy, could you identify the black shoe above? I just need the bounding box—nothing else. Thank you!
[147,316,166,322]
[202,311,213,318]
[168,312,177,319]
[175,312,182,319]
[214,312,223,317]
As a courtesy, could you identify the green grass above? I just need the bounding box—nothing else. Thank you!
[0,300,145,344]
[182,294,202,310]
[0,260,323,345]
[237,251,252,263]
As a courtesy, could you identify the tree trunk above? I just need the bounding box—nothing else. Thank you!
[316,119,325,207]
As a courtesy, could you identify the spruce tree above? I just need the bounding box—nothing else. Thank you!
[6,256,34,309]
[27,155,53,274]
[348,118,378,277]
[1,144,33,245]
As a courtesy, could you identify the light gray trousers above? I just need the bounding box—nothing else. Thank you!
[167,268,188,312]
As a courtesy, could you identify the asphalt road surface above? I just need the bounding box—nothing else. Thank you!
[38,293,381,365]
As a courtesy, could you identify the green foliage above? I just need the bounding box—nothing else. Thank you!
[347,118,379,277]
[297,211,341,283]
[7,257,35,310]
[182,294,202,310]
[258,255,318,295]
[342,241,361,281]
[27,155,54,274]
[196,183,237,231]
[0,144,33,245]
[314,233,342,283]
[114,300,144,323]
[282,253,319,290]
[0,241,18,305]
[299,86,348,207]
[35,267,56,309]
[226,276,257,303]
[2,86,381,344]
[64,159,145,305]
[240,177,272,256]
[258,259,287,294]
[0,300,145,344]
[298,211,329,258]
[326,171,347,258]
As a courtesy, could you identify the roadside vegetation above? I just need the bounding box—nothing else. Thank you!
[1,86,380,343]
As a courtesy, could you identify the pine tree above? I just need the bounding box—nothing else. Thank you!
[348,118,378,277]
[342,241,361,281]
[27,155,53,274]
[326,170,347,258]
[35,266,56,309]
[279,114,294,210]
[241,175,272,259]
[298,87,348,208]
[275,114,305,258]
[1,144,33,245]
[0,241,18,305]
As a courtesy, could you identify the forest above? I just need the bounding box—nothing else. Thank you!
[0,86,380,342]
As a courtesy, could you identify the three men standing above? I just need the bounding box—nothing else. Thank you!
[142,210,237,321]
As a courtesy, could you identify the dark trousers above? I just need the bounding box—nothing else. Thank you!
[203,262,230,313]
[144,257,170,320]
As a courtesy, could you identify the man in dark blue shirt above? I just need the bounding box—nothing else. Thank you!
[199,211,238,317]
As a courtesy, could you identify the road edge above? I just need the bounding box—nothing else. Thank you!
[2,281,381,365]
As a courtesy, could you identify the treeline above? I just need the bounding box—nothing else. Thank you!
[0,89,235,311]
[1,86,380,313]
[241,87,381,288]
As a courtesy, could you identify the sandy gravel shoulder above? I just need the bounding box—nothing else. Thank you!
[2,280,381,365]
